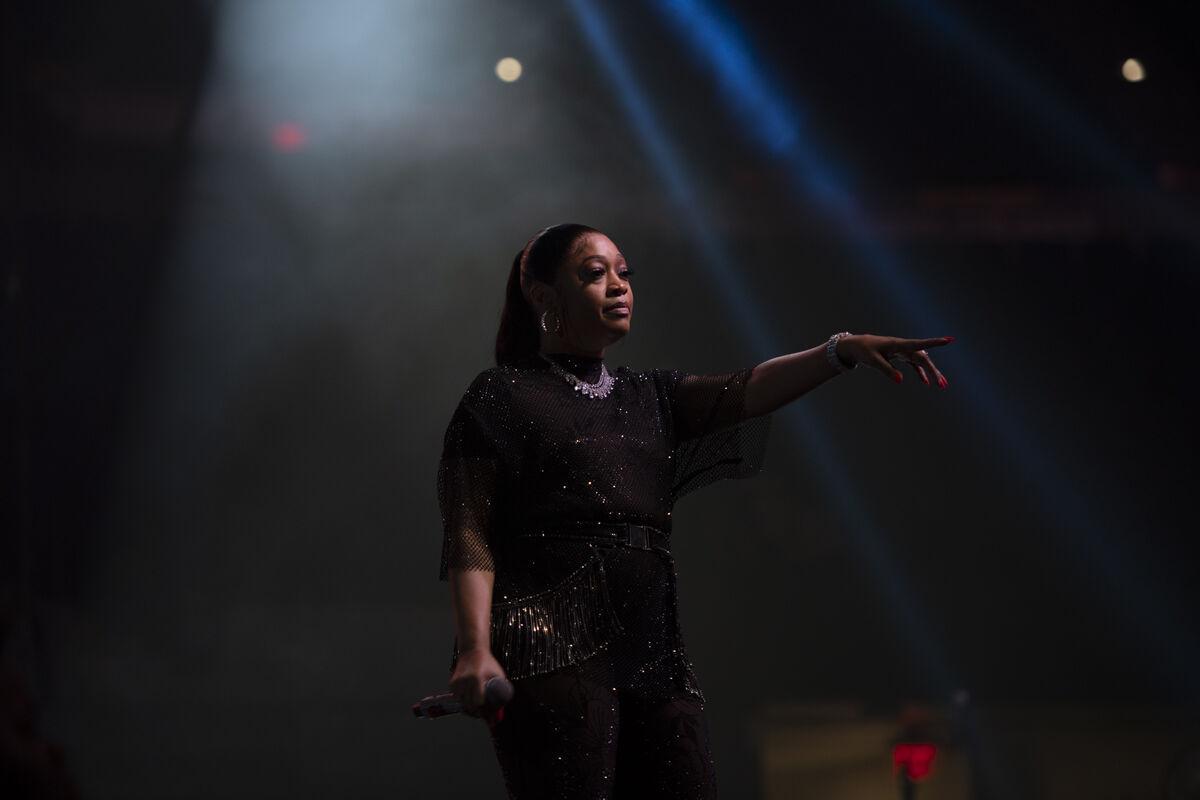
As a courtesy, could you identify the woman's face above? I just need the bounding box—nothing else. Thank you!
[548,232,633,350]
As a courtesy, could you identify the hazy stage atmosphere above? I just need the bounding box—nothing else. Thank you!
[3,1,1199,797]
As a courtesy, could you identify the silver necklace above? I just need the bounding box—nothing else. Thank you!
[537,352,615,399]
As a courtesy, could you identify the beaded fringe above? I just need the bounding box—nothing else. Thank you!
[492,550,626,679]
[451,550,626,679]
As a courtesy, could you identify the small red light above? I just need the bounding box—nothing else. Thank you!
[271,122,307,152]
[892,742,937,782]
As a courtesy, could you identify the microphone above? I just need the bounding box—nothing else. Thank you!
[412,676,514,720]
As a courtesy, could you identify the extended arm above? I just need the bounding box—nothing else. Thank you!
[743,333,955,417]
[743,341,842,418]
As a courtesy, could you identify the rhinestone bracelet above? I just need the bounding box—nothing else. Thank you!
[825,331,858,374]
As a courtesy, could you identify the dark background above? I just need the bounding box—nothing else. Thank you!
[3,0,1198,797]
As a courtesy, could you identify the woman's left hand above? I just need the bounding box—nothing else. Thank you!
[836,334,954,387]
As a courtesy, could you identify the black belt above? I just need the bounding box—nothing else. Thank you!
[515,521,670,554]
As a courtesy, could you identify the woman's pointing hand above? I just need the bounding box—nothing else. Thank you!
[836,334,955,387]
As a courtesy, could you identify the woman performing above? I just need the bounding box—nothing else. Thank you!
[437,223,953,798]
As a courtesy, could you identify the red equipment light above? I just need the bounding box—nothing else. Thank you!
[892,742,937,782]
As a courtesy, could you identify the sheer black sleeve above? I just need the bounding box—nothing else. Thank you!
[436,391,502,581]
[656,366,772,502]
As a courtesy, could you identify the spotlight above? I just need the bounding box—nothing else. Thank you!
[495,57,523,83]
[1121,58,1146,82]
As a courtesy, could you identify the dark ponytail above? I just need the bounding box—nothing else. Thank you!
[494,223,601,366]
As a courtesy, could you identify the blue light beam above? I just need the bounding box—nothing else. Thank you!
[650,0,1200,700]
[568,0,963,698]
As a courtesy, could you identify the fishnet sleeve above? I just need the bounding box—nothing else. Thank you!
[657,366,773,502]
[436,397,501,581]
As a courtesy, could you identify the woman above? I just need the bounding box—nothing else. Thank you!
[438,223,952,798]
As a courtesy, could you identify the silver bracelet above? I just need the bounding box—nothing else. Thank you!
[825,331,857,373]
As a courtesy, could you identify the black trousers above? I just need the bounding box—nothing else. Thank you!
[489,654,718,799]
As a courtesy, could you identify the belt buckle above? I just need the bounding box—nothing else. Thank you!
[627,524,649,550]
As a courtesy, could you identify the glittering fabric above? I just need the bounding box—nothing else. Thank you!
[437,350,772,702]
[489,654,718,799]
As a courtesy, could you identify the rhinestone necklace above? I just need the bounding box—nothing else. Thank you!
[537,352,615,399]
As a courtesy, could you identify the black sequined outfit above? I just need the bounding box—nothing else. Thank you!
[437,351,771,798]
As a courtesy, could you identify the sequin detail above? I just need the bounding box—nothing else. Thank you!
[489,656,719,798]
[484,548,625,679]
[437,350,772,700]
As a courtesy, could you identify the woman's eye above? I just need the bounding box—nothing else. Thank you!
[588,268,634,279]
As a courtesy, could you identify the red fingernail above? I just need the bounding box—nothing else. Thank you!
[943,336,955,342]
[892,371,903,384]
[938,376,948,388]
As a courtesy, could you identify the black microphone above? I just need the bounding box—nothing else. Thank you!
[412,676,514,720]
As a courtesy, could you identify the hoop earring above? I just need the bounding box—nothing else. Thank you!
[540,309,563,337]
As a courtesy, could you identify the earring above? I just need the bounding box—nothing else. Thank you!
[541,309,563,336]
